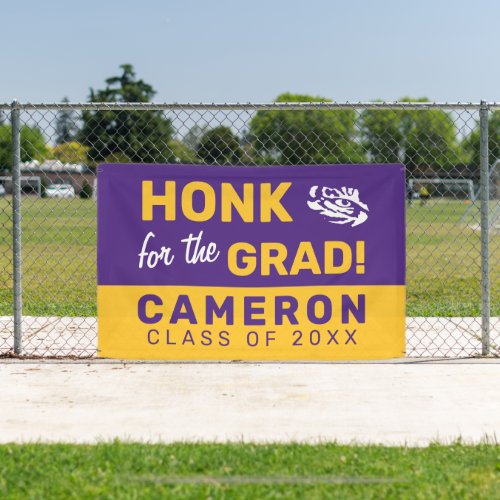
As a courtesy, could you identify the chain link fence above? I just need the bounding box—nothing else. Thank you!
[0,101,498,358]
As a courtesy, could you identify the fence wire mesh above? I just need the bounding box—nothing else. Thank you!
[0,102,498,358]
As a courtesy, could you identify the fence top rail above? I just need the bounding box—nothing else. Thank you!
[1,101,500,112]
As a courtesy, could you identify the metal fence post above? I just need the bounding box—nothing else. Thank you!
[11,100,22,355]
[479,101,490,356]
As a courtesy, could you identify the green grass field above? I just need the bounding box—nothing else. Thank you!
[0,443,498,498]
[0,196,498,317]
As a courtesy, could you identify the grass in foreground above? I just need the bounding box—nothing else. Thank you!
[0,442,498,499]
[0,197,498,316]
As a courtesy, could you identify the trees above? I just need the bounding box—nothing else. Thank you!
[79,64,175,165]
[80,180,93,199]
[197,126,243,165]
[183,125,208,151]
[0,126,13,169]
[361,98,463,174]
[249,93,365,165]
[359,103,403,163]
[462,111,500,168]
[403,99,463,173]
[55,97,79,145]
[167,139,197,164]
[0,125,47,170]
[50,141,89,164]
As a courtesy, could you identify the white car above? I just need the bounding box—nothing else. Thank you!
[0,184,5,197]
[45,184,75,199]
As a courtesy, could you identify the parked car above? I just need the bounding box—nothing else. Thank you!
[45,184,75,199]
[0,184,5,197]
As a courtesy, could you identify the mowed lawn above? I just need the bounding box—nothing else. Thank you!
[0,196,498,317]
[0,443,498,499]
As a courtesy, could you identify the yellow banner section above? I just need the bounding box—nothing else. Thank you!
[98,285,405,360]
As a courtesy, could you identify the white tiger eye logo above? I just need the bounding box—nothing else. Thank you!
[307,186,369,227]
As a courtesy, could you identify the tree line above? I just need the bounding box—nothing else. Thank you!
[0,64,498,174]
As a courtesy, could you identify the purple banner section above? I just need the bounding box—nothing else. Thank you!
[97,164,405,287]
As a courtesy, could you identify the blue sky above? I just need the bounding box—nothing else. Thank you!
[1,0,499,103]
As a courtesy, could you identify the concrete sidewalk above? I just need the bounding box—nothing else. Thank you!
[1,360,499,445]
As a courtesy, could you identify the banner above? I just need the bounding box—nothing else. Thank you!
[97,163,405,360]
